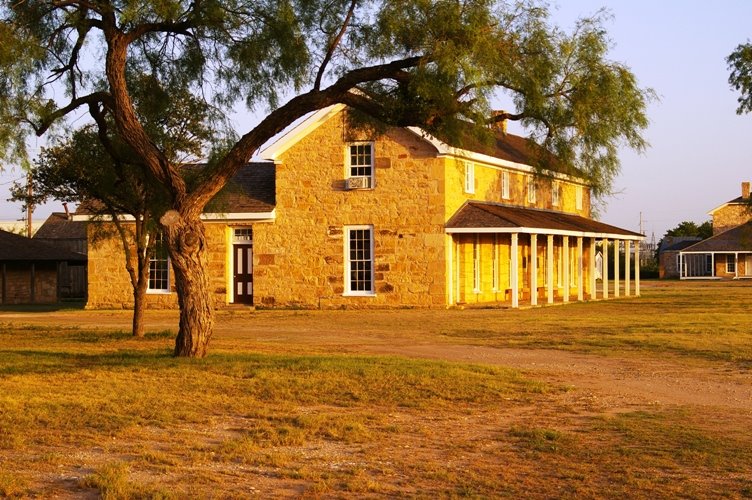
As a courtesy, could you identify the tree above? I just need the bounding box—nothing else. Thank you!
[728,41,752,114]
[0,1,652,357]
[11,127,163,338]
[664,220,713,240]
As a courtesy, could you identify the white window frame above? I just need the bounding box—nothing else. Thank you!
[464,162,475,194]
[346,142,375,188]
[726,254,736,274]
[473,234,481,293]
[552,181,560,207]
[344,225,375,296]
[501,171,510,200]
[147,232,170,294]
[527,176,536,204]
[576,185,583,211]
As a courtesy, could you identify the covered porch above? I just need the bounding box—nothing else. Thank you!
[445,202,644,308]
[678,222,752,280]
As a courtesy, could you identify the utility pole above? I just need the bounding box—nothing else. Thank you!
[26,170,33,238]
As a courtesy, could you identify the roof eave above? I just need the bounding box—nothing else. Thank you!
[445,226,643,241]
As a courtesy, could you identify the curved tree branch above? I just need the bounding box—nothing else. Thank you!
[33,91,112,136]
[314,0,357,91]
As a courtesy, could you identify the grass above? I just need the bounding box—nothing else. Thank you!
[1,281,752,497]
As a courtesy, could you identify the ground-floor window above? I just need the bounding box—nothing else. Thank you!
[727,254,736,274]
[344,225,374,295]
[148,232,170,293]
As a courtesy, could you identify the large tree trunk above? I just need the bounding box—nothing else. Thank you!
[161,210,214,358]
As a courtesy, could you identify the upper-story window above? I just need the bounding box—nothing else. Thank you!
[501,171,510,200]
[346,142,374,189]
[464,162,475,194]
[552,181,561,207]
[576,185,583,210]
[527,176,536,204]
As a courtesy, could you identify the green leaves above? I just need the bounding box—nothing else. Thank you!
[0,0,651,204]
[728,42,752,115]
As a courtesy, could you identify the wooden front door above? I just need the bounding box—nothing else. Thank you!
[233,243,253,304]
[233,227,254,304]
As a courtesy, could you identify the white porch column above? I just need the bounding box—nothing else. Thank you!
[603,239,609,299]
[711,253,715,278]
[547,234,554,304]
[635,241,641,297]
[563,236,570,303]
[577,236,584,301]
[530,234,538,306]
[447,236,454,305]
[511,233,519,308]
[735,253,739,278]
[625,240,632,297]
[590,237,597,300]
[614,240,620,298]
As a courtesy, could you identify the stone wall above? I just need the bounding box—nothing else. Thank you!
[443,158,590,222]
[712,204,752,235]
[253,114,448,308]
[86,222,230,309]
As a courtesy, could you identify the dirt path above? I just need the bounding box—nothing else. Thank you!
[3,308,751,414]
[357,344,752,413]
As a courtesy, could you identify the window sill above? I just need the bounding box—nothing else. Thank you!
[343,292,376,297]
[146,290,172,295]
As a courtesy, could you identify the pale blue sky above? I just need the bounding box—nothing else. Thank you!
[2,1,752,241]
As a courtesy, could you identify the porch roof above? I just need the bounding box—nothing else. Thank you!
[680,221,752,253]
[445,201,643,240]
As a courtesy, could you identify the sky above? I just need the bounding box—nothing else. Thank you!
[1,0,752,242]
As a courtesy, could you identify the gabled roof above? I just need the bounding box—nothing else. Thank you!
[446,201,643,240]
[75,163,276,221]
[708,196,750,215]
[659,237,702,253]
[35,213,87,240]
[205,163,276,214]
[259,104,586,183]
[680,221,752,253]
[0,229,86,262]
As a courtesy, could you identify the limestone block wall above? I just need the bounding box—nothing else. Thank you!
[443,158,590,222]
[253,114,447,308]
[712,205,752,235]
[86,222,230,309]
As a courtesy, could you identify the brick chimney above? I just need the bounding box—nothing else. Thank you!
[743,181,751,199]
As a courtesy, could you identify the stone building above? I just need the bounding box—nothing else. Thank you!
[83,105,642,309]
[678,182,752,279]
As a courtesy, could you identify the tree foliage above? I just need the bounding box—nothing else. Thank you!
[663,220,713,241]
[0,1,652,357]
[728,41,752,114]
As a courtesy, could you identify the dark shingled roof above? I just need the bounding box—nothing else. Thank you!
[681,221,752,253]
[431,125,579,177]
[205,162,276,213]
[0,229,86,262]
[34,213,87,240]
[76,163,276,216]
[446,201,643,238]
[659,236,702,253]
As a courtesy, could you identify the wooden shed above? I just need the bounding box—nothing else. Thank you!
[0,229,87,305]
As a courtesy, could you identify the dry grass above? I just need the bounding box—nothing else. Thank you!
[1,281,752,497]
